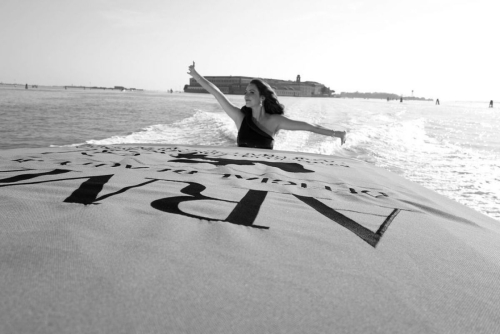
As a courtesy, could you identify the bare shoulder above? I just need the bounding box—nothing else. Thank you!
[266,113,283,121]
[269,114,305,131]
[267,114,290,125]
[265,114,286,132]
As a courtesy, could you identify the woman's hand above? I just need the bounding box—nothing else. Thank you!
[187,61,199,78]
[334,130,347,145]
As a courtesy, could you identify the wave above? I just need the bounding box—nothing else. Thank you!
[86,110,237,147]
[84,107,348,155]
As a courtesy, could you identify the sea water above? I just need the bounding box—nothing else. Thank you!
[1,85,499,221]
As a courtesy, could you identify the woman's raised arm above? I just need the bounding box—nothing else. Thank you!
[187,62,244,127]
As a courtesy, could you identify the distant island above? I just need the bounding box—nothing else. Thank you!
[63,85,143,91]
[0,83,143,91]
[336,91,432,101]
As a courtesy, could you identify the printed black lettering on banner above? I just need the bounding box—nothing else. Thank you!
[294,194,400,248]
[12,158,43,163]
[349,188,389,198]
[158,168,198,174]
[42,145,350,168]
[59,161,121,168]
[125,165,148,169]
[222,174,262,182]
[151,181,269,229]
[3,147,403,246]
[223,174,388,194]
[0,169,71,183]
[63,175,159,205]
[64,175,115,205]
[169,152,314,173]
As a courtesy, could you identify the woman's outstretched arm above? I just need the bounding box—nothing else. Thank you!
[187,62,244,127]
[276,116,347,145]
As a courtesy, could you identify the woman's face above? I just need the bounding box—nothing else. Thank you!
[244,84,263,108]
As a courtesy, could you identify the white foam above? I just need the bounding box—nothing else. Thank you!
[273,97,348,155]
[86,110,237,147]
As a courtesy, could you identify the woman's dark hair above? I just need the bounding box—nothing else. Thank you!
[250,79,285,115]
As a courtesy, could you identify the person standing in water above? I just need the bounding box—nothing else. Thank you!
[489,100,493,108]
[187,62,346,150]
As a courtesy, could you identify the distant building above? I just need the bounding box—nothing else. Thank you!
[184,75,330,97]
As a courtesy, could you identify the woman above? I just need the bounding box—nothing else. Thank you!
[187,62,347,150]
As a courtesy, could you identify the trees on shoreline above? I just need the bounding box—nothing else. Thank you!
[337,92,431,101]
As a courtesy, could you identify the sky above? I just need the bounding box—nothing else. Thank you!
[1,0,498,101]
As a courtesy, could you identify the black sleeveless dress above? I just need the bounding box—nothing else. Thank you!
[237,107,274,150]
